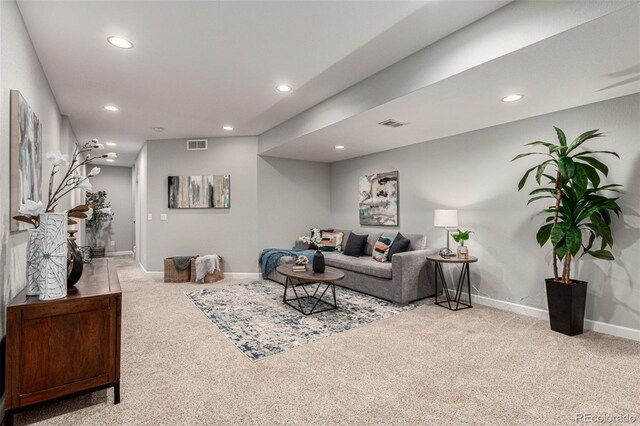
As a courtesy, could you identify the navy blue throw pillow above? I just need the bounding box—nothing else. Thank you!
[388,233,411,260]
[343,233,368,257]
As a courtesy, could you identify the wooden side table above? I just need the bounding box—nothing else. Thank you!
[426,255,478,311]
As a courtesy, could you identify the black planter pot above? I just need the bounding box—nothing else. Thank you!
[545,278,588,336]
[313,250,325,273]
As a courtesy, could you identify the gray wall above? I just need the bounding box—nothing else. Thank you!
[330,94,640,331]
[257,156,332,250]
[142,137,259,273]
[135,138,334,274]
[90,165,134,253]
[0,0,78,410]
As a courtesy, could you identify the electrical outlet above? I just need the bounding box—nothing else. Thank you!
[110,241,116,246]
[147,213,153,220]
[160,214,167,221]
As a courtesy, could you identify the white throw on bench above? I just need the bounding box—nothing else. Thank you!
[195,255,221,283]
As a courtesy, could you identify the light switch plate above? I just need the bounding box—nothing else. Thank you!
[147,213,153,220]
[160,214,167,221]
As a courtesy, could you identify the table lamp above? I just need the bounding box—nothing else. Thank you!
[434,209,458,257]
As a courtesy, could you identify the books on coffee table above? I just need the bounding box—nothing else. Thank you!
[292,265,306,272]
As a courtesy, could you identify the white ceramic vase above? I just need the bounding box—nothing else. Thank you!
[37,212,68,301]
[26,228,43,296]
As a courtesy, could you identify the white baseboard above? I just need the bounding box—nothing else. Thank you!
[470,293,640,342]
[137,263,260,281]
[224,272,261,280]
[138,262,164,279]
[106,251,133,257]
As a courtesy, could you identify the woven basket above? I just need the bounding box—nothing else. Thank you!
[191,256,224,283]
[164,257,193,283]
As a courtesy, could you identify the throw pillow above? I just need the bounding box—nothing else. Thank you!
[372,235,393,262]
[343,233,368,257]
[308,228,333,250]
[321,231,344,251]
[387,232,411,260]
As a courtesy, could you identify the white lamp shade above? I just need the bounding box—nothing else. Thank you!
[434,209,458,228]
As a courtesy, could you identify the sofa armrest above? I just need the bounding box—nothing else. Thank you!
[391,248,438,304]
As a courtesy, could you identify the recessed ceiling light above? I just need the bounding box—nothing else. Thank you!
[104,105,119,112]
[276,84,292,92]
[106,142,117,146]
[107,36,133,49]
[501,94,524,102]
[152,127,165,132]
[223,125,233,131]
[335,145,345,150]
[106,159,115,162]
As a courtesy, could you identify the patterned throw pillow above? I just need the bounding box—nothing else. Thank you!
[321,231,344,251]
[372,234,393,262]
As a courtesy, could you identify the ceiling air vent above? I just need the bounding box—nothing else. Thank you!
[378,119,407,128]
[187,139,208,151]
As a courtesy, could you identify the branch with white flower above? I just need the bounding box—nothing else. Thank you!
[299,228,323,247]
[13,138,110,228]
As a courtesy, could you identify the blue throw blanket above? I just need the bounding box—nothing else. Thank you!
[259,249,315,279]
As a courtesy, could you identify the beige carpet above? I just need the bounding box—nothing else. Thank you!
[14,257,640,425]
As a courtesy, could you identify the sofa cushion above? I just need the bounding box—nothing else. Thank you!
[343,233,368,257]
[403,233,427,250]
[321,231,344,251]
[324,252,392,279]
[364,232,382,256]
[388,232,411,260]
[372,234,393,262]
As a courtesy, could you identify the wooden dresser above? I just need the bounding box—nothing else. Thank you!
[4,259,122,425]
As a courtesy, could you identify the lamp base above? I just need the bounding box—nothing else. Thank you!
[439,248,455,258]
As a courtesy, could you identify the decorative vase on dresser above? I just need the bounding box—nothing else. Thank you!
[66,230,84,287]
[25,228,42,296]
[313,249,326,273]
[37,212,68,301]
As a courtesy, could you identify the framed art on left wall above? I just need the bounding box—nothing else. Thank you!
[10,90,42,232]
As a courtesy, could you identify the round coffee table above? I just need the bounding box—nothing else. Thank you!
[276,265,345,315]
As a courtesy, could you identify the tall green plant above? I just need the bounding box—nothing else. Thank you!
[512,127,622,284]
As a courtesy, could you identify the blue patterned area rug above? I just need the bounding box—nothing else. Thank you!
[185,280,422,361]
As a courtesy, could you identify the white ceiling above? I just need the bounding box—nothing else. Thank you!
[17,0,509,166]
[262,3,640,162]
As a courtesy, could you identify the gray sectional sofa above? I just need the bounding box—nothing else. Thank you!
[267,230,437,305]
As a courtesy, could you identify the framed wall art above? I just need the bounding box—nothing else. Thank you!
[359,171,398,226]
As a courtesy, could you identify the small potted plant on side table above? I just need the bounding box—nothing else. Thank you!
[452,229,472,259]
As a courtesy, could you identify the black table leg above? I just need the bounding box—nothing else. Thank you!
[114,381,120,404]
[434,262,472,311]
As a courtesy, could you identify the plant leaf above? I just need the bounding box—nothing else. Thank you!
[566,129,603,153]
[512,152,546,161]
[566,226,582,256]
[13,215,36,226]
[536,223,553,247]
[550,222,568,247]
[573,150,619,159]
[554,127,567,147]
[517,165,537,190]
[69,204,91,212]
[588,249,614,261]
[558,157,575,179]
[576,156,608,177]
